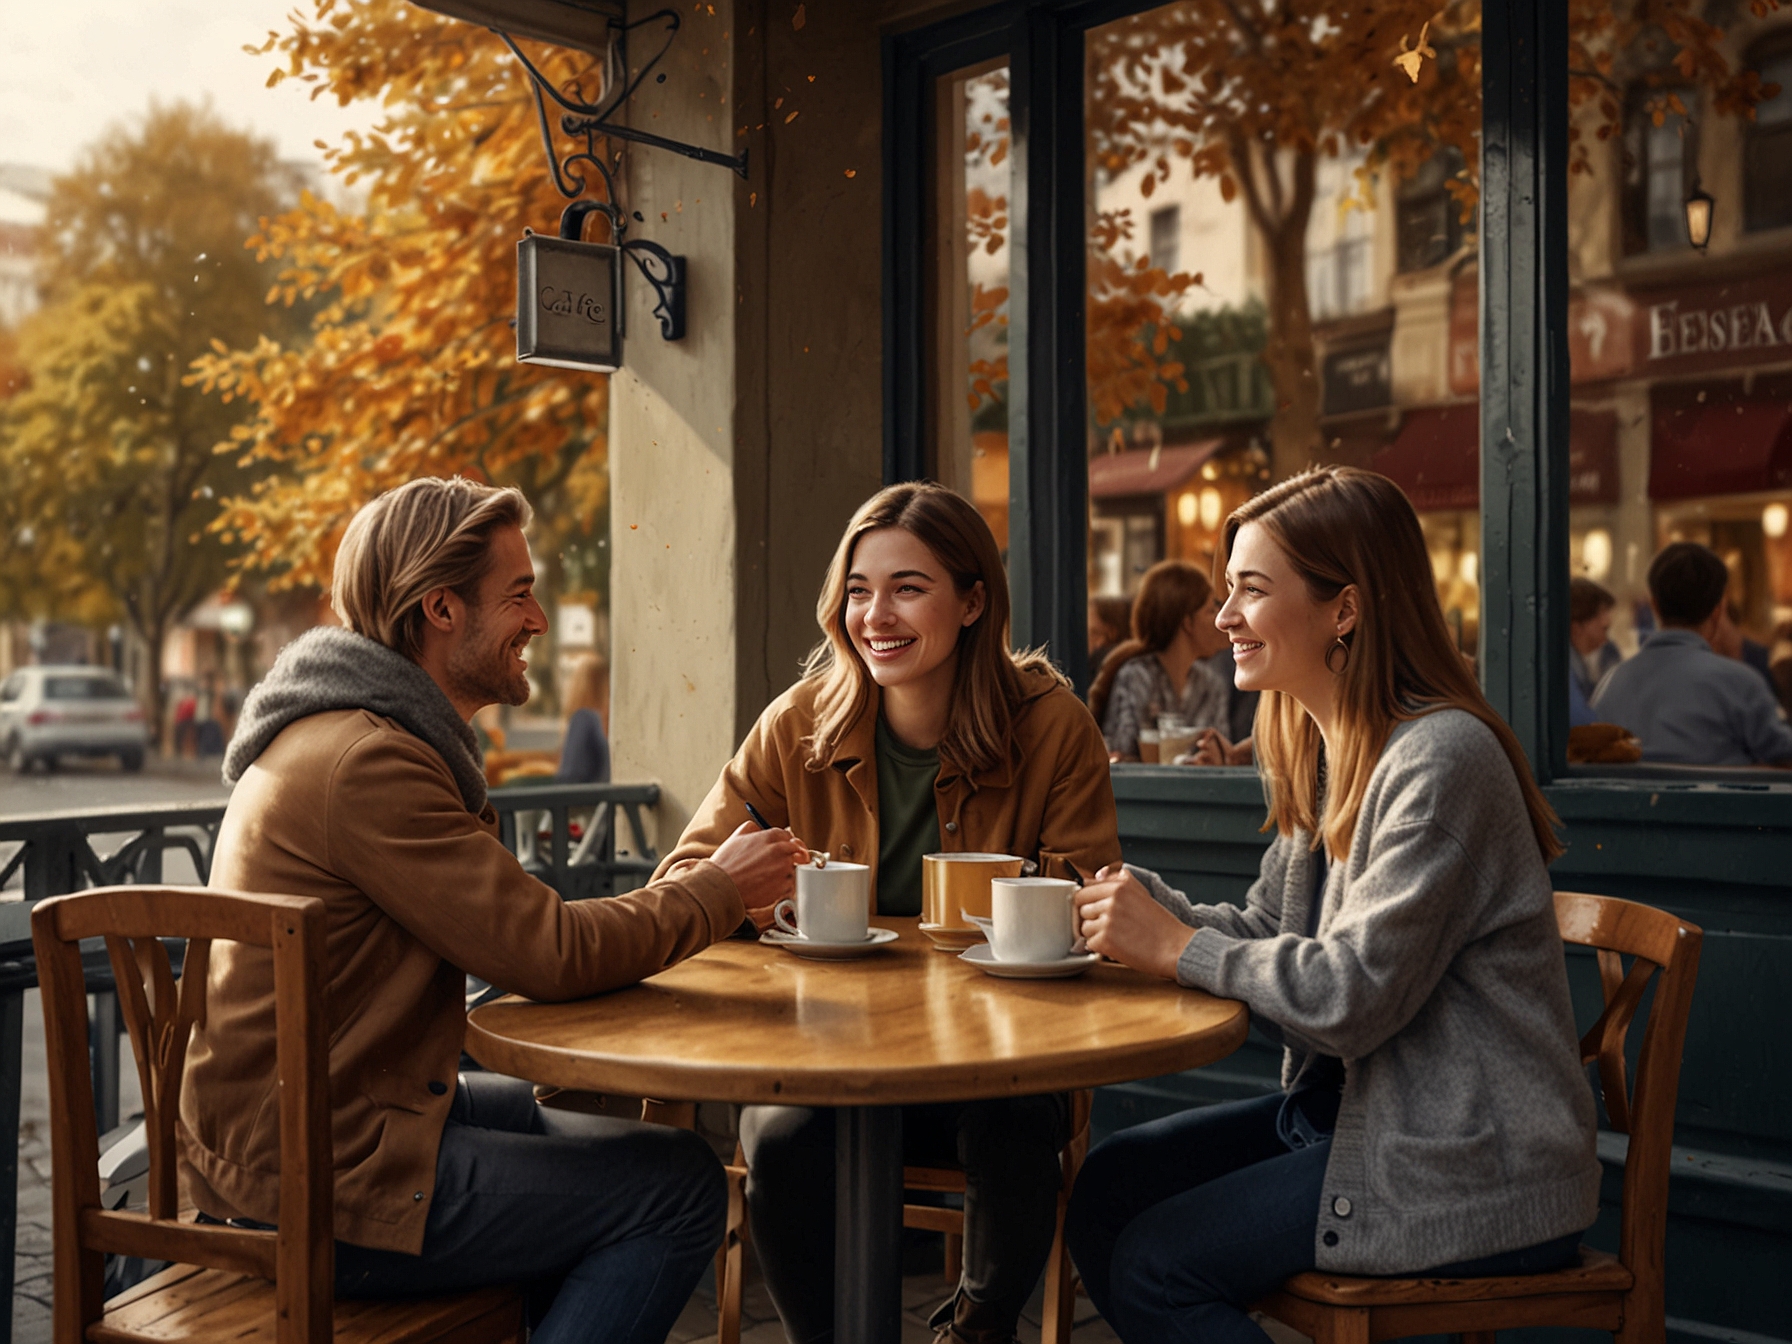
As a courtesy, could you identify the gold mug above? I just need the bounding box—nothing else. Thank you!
[921,852,1024,929]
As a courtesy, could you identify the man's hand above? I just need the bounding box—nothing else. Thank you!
[709,820,809,927]
[1072,865,1196,981]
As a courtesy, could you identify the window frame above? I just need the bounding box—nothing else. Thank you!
[885,0,1782,791]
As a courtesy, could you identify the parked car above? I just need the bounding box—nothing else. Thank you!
[0,666,148,773]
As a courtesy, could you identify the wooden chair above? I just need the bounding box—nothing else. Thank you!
[32,884,524,1344]
[697,1089,1093,1344]
[1255,890,1703,1344]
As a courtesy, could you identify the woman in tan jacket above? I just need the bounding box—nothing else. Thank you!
[656,482,1121,1344]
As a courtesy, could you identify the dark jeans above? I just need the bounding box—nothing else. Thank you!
[332,1073,726,1344]
[739,1094,1070,1344]
[1064,1092,1584,1344]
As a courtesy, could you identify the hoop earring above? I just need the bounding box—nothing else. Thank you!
[1325,636,1350,674]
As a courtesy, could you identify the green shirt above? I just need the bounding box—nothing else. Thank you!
[874,715,941,917]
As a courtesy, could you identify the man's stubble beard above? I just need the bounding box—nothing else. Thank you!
[448,605,532,708]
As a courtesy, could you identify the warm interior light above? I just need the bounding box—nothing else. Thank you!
[1177,491,1198,527]
[1685,183,1715,251]
[1581,528,1613,581]
[1765,502,1790,539]
[1459,551,1479,585]
[1199,487,1223,532]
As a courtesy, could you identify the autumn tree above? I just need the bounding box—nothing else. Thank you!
[1085,0,1779,481]
[188,0,613,694]
[0,103,306,737]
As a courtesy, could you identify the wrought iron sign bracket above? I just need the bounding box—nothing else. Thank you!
[555,201,685,341]
[498,8,750,188]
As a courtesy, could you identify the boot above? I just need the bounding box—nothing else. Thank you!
[927,1290,1019,1344]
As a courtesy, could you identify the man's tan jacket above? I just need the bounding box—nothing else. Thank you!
[179,709,743,1254]
[656,671,1122,904]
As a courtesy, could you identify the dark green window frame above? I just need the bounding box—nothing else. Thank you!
[885,0,1792,805]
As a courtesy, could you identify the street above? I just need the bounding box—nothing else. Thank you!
[0,755,232,820]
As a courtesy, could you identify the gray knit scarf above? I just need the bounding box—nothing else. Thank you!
[222,626,487,814]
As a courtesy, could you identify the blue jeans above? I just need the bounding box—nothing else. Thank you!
[1065,1093,1582,1344]
[332,1073,726,1344]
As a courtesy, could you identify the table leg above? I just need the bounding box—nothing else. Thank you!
[835,1104,903,1344]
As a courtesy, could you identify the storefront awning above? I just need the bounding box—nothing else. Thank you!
[1373,407,1479,511]
[1088,440,1224,500]
[1372,405,1621,511]
[1650,396,1792,501]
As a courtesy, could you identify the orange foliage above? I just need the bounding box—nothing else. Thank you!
[187,0,611,590]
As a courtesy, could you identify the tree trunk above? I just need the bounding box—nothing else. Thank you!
[139,616,167,753]
[1257,153,1324,484]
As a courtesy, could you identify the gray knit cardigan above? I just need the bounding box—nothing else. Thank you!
[1142,708,1602,1274]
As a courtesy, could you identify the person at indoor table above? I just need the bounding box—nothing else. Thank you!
[1065,466,1601,1344]
[655,481,1120,1344]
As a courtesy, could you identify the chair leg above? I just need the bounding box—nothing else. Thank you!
[1313,1307,1371,1344]
[716,1163,748,1344]
[943,1230,964,1284]
[1040,1189,1077,1344]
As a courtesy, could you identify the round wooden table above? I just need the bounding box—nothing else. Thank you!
[466,917,1248,1343]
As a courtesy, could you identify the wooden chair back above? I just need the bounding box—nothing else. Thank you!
[32,884,333,1344]
[1554,891,1702,1327]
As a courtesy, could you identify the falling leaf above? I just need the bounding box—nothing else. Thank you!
[1393,22,1435,83]
[785,109,800,123]
[844,168,856,178]
[792,3,805,30]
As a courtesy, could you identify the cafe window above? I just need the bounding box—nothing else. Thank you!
[1395,148,1467,274]
[1568,17,1792,770]
[1745,36,1792,234]
[1622,84,1699,255]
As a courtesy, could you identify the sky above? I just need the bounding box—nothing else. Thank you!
[0,0,375,183]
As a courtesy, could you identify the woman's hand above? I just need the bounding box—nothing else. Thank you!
[1177,730,1255,767]
[708,820,809,926]
[1073,865,1196,981]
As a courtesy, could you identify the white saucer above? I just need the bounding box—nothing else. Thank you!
[958,944,1100,979]
[760,926,900,959]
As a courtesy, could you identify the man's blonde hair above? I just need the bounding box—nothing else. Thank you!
[331,477,533,661]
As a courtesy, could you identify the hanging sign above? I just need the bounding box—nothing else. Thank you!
[516,231,621,373]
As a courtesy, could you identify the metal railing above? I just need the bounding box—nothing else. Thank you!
[0,780,659,1344]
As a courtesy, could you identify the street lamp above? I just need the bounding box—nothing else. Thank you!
[1685,180,1715,252]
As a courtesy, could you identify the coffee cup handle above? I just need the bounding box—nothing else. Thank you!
[773,899,801,937]
[1068,888,1088,955]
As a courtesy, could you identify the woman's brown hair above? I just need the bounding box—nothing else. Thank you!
[1087,560,1214,726]
[1223,466,1562,862]
[802,482,1063,774]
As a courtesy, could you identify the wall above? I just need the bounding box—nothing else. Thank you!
[611,0,919,842]
[1111,766,1792,1344]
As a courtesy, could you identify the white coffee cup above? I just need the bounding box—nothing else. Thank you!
[773,861,871,943]
[988,877,1078,963]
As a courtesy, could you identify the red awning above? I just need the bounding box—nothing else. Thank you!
[1088,440,1224,499]
[1372,405,1622,510]
[1373,407,1479,511]
[1650,396,1792,501]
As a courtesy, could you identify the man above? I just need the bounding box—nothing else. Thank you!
[1567,577,1621,706]
[1592,542,1792,767]
[179,477,806,1343]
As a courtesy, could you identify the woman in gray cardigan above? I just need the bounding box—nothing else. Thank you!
[1066,467,1602,1344]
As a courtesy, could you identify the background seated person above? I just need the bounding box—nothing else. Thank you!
[182,477,805,1344]
[556,651,611,784]
[1592,541,1792,767]
[1568,576,1622,705]
[655,481,1121,1344]
[1089,559,1231,760]
[1066,467,1600,1342]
